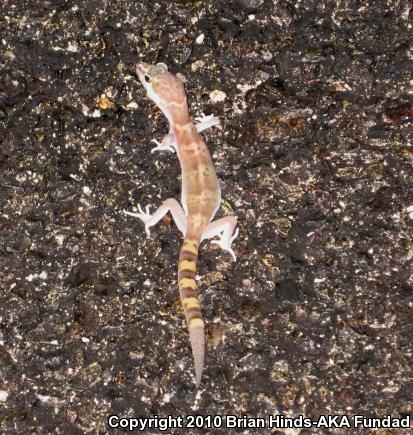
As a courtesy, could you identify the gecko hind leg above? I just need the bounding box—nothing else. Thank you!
[125,198,187,236]
[202,216,239,261]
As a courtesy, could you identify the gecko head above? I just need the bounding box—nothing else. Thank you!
[136,62,186,109]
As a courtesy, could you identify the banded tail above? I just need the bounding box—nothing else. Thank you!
[178,234,204,387]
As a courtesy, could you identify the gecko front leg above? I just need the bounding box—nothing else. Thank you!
[152,115,220,153]
[125,198,187,236]
[195,115,220,133]
[201,216,239,261]
[151,131,177,153]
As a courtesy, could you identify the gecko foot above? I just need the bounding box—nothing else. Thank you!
[151,131,176,153]
[151,139,175,153]
[211,227,239,261]
[124,204,152,236]
[195,115,220,133]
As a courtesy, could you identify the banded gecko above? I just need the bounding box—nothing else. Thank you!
[126,62,238,387]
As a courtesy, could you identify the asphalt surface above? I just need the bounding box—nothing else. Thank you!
[0,0,412,433]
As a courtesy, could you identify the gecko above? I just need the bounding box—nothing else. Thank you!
[126,62,238,387]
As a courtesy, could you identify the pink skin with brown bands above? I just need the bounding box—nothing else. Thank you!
[129,62,238,387]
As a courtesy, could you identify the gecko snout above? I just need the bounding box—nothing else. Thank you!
[136,63,149,75]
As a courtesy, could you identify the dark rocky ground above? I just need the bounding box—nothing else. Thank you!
[1,0,412,433]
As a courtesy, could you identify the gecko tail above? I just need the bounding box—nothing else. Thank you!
[178,235,205,387]
[190,322,205,387]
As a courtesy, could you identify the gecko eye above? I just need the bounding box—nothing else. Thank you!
[144,74,151,83]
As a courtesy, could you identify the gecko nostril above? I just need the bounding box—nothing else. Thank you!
[144,74,151,83]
